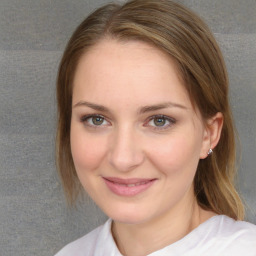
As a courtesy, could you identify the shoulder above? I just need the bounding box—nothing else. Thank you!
[54,219,112,256]
[199,215,256,255]
[213,215,256,238]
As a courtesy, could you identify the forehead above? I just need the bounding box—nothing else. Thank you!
[72,39,192,110]
[74,39,183,82]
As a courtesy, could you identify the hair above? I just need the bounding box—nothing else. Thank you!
[56,0,244,220]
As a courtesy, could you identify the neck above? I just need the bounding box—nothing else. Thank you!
[111,191,215,256]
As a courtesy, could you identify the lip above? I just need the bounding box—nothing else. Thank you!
[103,177,157,197]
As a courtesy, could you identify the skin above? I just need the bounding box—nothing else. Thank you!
[70,39,223,256]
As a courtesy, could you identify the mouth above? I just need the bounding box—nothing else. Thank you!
[102,177,157,196]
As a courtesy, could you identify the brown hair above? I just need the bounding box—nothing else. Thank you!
[56,0,244,219]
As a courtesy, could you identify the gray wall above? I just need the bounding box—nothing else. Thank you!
[0,0,255,255]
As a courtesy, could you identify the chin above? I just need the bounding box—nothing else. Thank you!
[112,214,150,225]
[103,204,156,225]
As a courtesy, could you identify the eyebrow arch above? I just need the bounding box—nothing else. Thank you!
[73,100,187,114]
[73,101,111,113]
[138,102,187,114]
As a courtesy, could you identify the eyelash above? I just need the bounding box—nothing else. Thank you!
[80,114,176,130]
[145,115,176,130]
[80,114,110,128]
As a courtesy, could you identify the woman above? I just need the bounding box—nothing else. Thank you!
[55,0,256,255]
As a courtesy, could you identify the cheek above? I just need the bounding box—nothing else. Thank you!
[146,133,202,176]
[70,127,107,173]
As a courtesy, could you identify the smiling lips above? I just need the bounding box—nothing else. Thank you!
[103,177,156,196]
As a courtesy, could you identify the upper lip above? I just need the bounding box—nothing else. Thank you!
[103,177,156,185]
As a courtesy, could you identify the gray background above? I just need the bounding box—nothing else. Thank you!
[0,0,255,255]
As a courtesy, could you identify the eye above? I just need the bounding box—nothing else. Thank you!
[146,115,176,130]
[153,117,167,127]
[91,116,104,125]
[80,114,110,127]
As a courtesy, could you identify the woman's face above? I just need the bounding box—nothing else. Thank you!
[71,39,210,224]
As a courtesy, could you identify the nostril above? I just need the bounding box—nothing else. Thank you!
[109,153,141,172]
[108,145,144,172]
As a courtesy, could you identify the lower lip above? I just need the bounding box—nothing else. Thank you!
[103,178,156,197]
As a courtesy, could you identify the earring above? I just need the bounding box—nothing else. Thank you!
[207,148,213,155]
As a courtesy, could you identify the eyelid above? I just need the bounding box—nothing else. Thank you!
[144,114,176,130]
[79,113,176,131]
[80,114,111,127]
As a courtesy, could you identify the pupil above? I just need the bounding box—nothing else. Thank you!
[92,117,103,125]
[154,118,165,126]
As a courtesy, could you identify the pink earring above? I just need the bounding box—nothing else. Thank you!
[207,148,213,155]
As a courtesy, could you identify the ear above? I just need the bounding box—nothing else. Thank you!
[200,112,223,159]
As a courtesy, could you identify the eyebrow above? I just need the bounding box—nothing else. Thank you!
[73,101,110,113]
[73,101,187,113]
[138,102,187,114]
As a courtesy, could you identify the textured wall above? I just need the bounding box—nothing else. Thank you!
[0,1,255,255]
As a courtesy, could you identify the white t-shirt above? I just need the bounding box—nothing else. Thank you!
[55,215,256,256]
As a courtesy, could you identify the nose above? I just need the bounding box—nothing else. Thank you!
[108,127,145,172]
